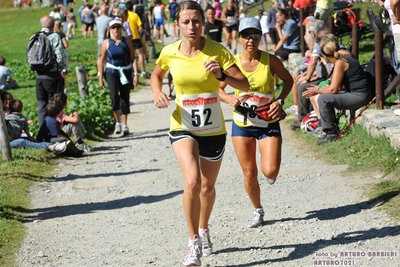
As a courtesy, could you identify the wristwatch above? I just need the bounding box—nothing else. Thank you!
[277,99,284,106]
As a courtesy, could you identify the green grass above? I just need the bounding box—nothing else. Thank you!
[0,6,163,266]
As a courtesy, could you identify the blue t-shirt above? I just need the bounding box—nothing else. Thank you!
[283,19,300,50]
[36,116,61,142]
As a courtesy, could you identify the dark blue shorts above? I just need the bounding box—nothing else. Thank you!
[169,131,226,161]
[231,121,282,140]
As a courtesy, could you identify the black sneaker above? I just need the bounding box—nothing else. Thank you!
[290,120,301,130]
[317,132,338,145]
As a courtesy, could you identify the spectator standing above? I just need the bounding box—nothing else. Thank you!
[258,9,269,52]
[96,5,112,68]
[314,0,334,24]
[168,0,179,39]
[98,19,138,135]
[126,1,150,79]
[212,0,222,19]
[0,56,19,90]
[66,7,77,39]
[219,17,292,228]
[30,15,67,127]
[54,19,69,49]
[267,0,278,52]
[150,2,249,265]
[83,4,97,38]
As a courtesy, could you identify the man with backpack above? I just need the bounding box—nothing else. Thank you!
[28,15,67,127]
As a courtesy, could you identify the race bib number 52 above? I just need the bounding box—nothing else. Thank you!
[180,92,222,134]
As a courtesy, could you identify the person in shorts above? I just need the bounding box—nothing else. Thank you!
[150,2,249,266]
[219,17,293,228]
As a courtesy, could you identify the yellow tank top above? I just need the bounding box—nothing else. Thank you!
[232,51,278,128]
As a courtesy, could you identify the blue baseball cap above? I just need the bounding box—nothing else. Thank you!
[238,17,262,33]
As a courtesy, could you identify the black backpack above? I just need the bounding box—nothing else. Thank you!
[27,31,56,72]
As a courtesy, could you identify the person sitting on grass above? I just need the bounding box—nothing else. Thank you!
[0,56,19,91]
[1,90,13,116]
[5,98,68,154]
[53,92,92,152]
[36,100,84,157]
[5,99,34,142]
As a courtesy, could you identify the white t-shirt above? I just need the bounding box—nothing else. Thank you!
[260,15,269,34]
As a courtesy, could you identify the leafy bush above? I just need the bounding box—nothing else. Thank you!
[64,81,114,136]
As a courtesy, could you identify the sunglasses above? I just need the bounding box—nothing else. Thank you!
[240,33,262,40]
[110,25,122,29]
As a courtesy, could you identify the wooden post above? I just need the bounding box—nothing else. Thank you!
[0,100,12,161]
[375,30,384,110]
[351,23,359,60]
[328,16,334,34]
[75,66,89,98]
[300,8,306,57]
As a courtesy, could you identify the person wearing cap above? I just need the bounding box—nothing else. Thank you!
[98,19,139,136]
[219,17,293,228]
[150,1,249,266]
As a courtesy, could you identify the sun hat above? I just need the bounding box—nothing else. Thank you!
[238,17,262,33]
[109,19,122,28]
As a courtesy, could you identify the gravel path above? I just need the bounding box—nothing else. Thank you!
[15,81,400,267]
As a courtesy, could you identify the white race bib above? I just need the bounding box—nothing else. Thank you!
[234,92,273,128]
[180,92,223,135]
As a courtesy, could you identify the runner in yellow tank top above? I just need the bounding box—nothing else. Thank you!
[219,17,293,228]
[150,2,249,266]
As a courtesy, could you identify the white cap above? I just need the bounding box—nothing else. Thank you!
[109,19,122,28]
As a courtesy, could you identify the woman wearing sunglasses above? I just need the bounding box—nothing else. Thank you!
[98,19,139,136]
[302,37,372,145]
[219,17,293,228]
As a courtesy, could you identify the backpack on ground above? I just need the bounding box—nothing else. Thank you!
[363,55,396,97]
[333,8,360,35]
[27,31,56,72]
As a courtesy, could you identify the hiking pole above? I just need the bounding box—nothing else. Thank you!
[335,96,376,140]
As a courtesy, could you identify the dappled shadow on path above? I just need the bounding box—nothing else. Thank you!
[213,191,400,266]
[214,225,400,266]
[267,191,400,224]
[16,190,182,222]
[53,168,161,182]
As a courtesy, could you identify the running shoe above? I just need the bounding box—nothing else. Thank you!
[141,71,150,79]
[285,104,298,115]
[51,141,68,155]
[199,228,213,257]
[114,122,122,134]
[75,142,93,153]
[248,208,264,228]
[183,236,202,266]
[123,125,129,135]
